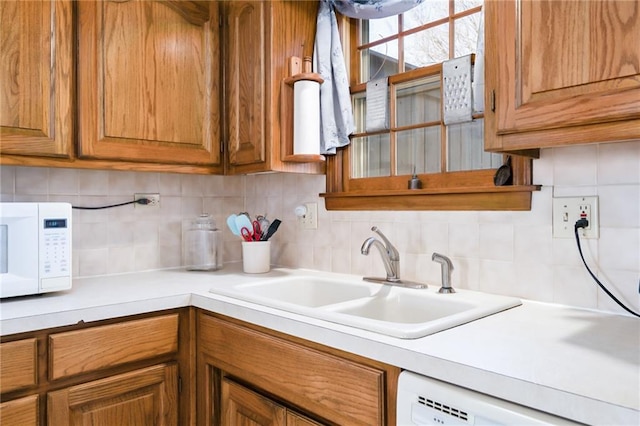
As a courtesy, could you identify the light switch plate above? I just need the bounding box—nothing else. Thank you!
[552,196,599,239]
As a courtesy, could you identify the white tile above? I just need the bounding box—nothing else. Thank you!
[108,171,137,196]
[597,140,640,185]
[479,223,514,262]
[78,169,109,195]
[0,166,15,194]
[78,248,109,277]
[514,224,553,265]
[599,227,639,271]
[552,145,598,186]
[594,268,640,315]
[553,265,598,309]
[449,222,479,258]
[158,173,182,196]
[532,148,554,186]
[48,168,78,195]
[598,184,639,228]
[108,246,136,274]
[15,167,48,194]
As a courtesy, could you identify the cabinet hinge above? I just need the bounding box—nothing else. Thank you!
[491,90,496,112]
[178,376,183,394]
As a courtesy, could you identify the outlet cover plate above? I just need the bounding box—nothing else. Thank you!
[552,196,599,239]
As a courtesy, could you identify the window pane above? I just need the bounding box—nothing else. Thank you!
[361,40,399,82]
[396,77,440,127]
[361,15,398,43]
[397,127,441,175]
[454,14,480,58]
[455,0,483,14]
[351,134,391,178]
[404,0,449,31]
[447,119,501,171]
[352,93,366,133]
[404,23,449,67]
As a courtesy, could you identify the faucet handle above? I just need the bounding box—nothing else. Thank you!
[371,226,399,260]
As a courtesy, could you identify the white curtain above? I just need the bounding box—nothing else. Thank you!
[313,0,426,154]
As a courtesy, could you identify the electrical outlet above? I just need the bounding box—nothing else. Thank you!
[552,196,599,239]
[297,202,318,229]
[134,193,160,207]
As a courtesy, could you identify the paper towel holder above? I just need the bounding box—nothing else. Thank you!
[281,56,325,163]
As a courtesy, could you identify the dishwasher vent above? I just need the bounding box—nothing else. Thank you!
[418,395,469,421]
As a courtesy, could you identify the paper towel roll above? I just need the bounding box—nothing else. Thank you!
[293,79,321,156]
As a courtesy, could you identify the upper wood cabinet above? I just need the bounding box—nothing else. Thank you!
[484,0,640,153]
[223,0,325,175]
[77,0,222,167]
[0,0,73,158]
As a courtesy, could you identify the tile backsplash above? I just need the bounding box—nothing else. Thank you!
[1,141,638,316]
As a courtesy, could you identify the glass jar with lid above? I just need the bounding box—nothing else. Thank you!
[182,214,223,271]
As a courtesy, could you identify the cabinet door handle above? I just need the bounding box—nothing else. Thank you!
[491,90,496,112]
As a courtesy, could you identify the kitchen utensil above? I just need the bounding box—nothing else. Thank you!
[256,215,270,231]
[226,214,240,236]
[235,214,253,239]
[240,221,262,242]
[493,156,512,186]
[260,219,281,241]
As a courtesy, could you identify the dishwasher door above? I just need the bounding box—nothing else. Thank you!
[397,371,579,425]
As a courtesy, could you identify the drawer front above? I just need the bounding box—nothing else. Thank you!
[199,314,385,426]
[0,394,39,426]
[50,314,179,380]
[0,338,37,393]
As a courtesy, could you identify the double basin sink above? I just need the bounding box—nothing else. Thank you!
[209,275,522,339]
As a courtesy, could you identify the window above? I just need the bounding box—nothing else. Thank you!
[321,0,538,211]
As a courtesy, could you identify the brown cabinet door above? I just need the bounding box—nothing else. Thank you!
[222,378,286,426]
[77,0,221,166]
[0,0,73,158]
[224,0,267,168]
[485,0,640,151]
[0,395,39,426]
[48,363,178,426]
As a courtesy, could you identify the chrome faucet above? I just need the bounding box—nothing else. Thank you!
[361,227,427,289]
[432,253,455,293]
[361,226,400,282]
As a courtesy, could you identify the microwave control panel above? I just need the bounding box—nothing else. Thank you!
[42,217,71,278]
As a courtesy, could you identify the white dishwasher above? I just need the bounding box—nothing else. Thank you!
[397,371,580,425]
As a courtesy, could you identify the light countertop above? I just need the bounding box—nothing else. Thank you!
[1,265,638,425]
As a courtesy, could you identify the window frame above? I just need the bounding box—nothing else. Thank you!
[320,11,539,211]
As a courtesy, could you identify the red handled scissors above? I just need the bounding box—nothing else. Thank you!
[241,220,262,242]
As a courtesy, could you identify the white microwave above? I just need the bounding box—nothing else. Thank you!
[0,202,72,298]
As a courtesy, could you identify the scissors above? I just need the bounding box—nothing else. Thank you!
[241,221,262,242]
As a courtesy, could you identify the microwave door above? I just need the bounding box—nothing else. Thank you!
[0,206,39,298]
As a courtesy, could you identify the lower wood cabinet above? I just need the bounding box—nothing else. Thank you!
[222,378,321,426]
[197,311,400,426]
[0,395,39,426]
[48,363,178,425]
[0,309,191,426]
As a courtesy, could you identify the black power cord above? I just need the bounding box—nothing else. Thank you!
[72,198,152,210]
[574,218,640,318]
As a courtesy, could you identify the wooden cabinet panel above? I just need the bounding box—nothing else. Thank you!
[49,314,179,380]
[0,338,37,393]
[485,0,640,152]
[0,395,38,426]
[224,0,325,175]
[222,378,286,426]
[199,314,386,426]
[48,363,178,426]
[77,0,221,166]
[225,0,266,167]
[0,0,73,157]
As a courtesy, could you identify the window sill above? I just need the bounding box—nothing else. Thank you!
[320,185,541,211]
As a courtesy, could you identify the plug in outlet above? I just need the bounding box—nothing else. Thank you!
[552,196,599,238]
[295,203,318,229]
[134,193,160,207]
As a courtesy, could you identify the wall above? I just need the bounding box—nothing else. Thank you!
[1,141,638,316]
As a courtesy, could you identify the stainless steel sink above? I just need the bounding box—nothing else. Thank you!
[209,275,521,338]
